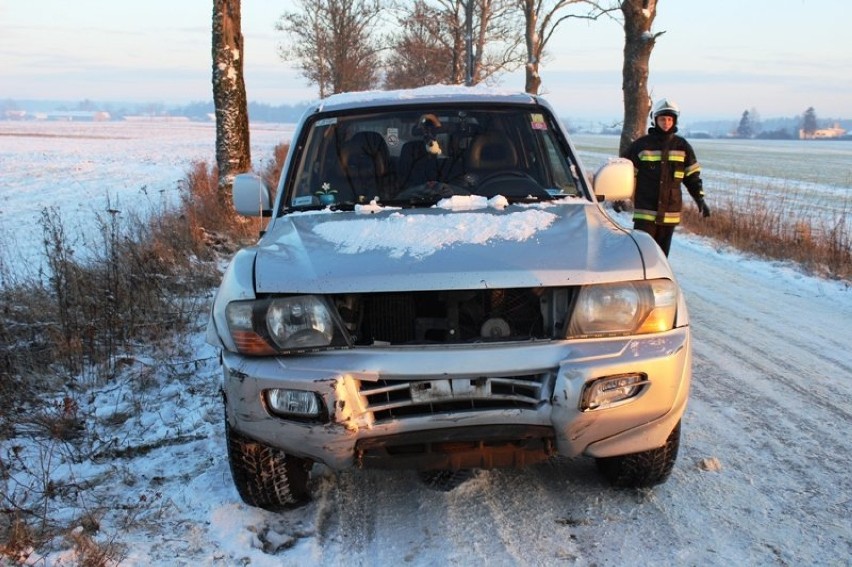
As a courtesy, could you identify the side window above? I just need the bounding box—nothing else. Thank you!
[289,120,335,207]
[541,134,577,195]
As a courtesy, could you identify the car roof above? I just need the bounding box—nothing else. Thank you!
[312,84,546,113]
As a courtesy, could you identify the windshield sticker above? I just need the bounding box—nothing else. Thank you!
[386,128,400,147]
[292,195,314,207]
[315,117,338,127]
[530,113,548,130]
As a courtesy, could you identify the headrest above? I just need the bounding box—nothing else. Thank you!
[467,133,518,170]
[341,132,389,176]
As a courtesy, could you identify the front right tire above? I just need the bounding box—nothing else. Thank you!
[595,421,681,488]
[225,420,313,511]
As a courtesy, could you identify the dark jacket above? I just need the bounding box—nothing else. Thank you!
[625,126,704,225]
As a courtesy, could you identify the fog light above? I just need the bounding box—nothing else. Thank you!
[580,374,648,411]
[266,389,321,418]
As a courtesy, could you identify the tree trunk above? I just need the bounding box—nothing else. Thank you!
[212,0,251,202]
[522,0,541,94]
[619,0,661,157]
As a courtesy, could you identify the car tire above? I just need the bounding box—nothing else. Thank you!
[595,421,681,488]
[225,420,313,511]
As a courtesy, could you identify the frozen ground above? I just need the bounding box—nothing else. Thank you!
[1,122,850,566]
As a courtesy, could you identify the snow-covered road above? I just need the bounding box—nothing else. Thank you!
[198,234,848,567]
[29,232,844,567]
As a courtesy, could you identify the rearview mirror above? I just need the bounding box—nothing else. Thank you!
[232,173,272,217]
[593,158,635,202]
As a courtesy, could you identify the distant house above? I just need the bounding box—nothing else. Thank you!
[4,110,28,120]
[123,115,191,123]
[800,123,846,139]
[34,111,111,122]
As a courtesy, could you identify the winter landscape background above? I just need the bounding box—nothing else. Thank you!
[0,119,850,566]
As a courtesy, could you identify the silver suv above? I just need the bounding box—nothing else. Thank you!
[206,86,691,511]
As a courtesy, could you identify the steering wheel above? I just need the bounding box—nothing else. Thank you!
[394,182,469,202]
[473,170,549,199]
[476,170,538,186]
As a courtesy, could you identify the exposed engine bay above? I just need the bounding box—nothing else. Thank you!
[334,287,574,345]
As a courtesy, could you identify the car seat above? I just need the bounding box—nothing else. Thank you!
[397,140,434,190]
[466,132,518,178]
[340,131,391,202]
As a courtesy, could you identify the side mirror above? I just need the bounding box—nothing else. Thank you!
[232,173,272,217]
[593,158,635,202]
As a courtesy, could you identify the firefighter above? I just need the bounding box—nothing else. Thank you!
[624,99,710,256]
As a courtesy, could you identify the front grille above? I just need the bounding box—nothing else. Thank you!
[363,294,417,343]
[338,288,571,346]
[360,373,550,422]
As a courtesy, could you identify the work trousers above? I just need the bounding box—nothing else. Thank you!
[634,220,676,257]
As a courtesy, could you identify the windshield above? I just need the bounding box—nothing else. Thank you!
[284,105,584,211]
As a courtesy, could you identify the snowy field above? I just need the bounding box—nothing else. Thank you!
[574,134,852,231]
[1,121,850,566]
[0,120,295,276]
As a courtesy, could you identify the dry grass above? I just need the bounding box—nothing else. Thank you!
[679,190,851,281]
[1,145,289,560]
[261,142,289,191]
[0,151,285,394]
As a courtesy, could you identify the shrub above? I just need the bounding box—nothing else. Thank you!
[261,142,289,191]
[680,190,851,280]
[0,145,290,558]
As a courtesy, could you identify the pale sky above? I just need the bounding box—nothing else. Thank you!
[2,0,850,122]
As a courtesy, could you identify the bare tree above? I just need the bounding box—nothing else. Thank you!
[384,1,455,89]
[276,0,384,98]
[468,0,525,84]
[386,0,524,88]
[517,1,618,95]
[468,0,524,82]
[212,0,251,200]
[618,0,662,157]
[440,0,468,84]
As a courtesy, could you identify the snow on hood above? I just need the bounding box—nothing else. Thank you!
[314,195,531,259]
[253,199,642,294]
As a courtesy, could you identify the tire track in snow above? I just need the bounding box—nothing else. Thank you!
[313,469,379,561]
[475,467,583,565]
[314,468,462,565]
[682,350,852,564]
[666,239,852,563]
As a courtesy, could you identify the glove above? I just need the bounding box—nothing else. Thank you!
[696,198,711,218]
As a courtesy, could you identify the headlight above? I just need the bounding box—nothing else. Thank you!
[567,279,678,338]
[265,389,325,419]
[225,295,345,355]
[266,296,335,349]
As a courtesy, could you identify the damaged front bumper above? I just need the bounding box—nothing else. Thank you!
[221,327,691,470]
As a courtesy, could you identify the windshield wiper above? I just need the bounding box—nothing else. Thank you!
[385,182,470,207]
[282,202,359,214]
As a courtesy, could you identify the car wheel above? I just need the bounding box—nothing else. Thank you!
[595,421,681,488]
[225,420,313,511]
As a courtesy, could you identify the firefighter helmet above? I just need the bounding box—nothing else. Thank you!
[652,99,680,120]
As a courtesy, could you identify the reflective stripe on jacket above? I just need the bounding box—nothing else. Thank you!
[625,127,704,225]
